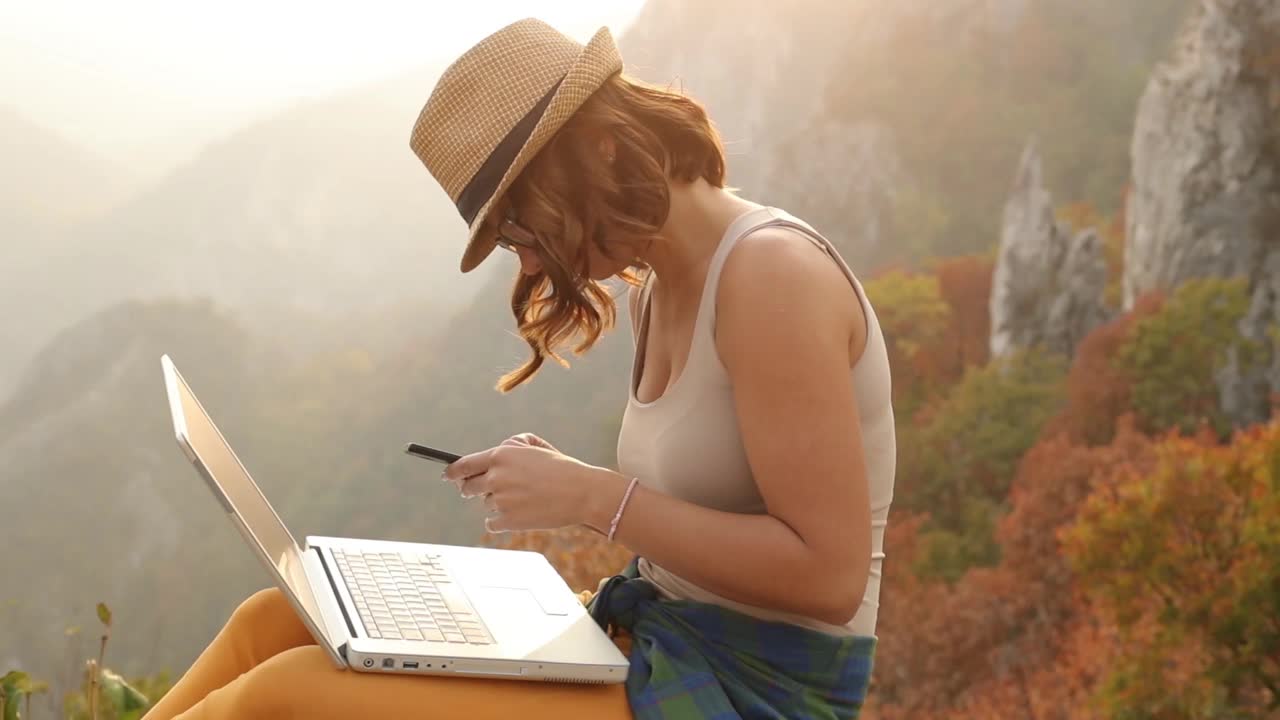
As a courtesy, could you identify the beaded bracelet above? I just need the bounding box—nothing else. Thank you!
[608,477,641,542]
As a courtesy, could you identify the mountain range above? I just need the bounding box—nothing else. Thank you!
[1,65,498,399]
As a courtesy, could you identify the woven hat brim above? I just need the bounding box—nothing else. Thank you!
[459,26,623,273]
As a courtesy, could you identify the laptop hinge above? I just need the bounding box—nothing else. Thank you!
[312,546,359,641]
[300,545,353,660]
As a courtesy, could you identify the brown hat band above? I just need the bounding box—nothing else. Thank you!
[455,75,566,225]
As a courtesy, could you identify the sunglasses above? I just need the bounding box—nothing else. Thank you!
[496,215,537,253]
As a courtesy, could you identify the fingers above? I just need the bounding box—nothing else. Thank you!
[445,440,547,486]
[481,489,510,534]
[434,441,543,535]
[458,473,491,499]
[441,446,499,484]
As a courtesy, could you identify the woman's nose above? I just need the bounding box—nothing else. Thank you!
[515,245,542,276]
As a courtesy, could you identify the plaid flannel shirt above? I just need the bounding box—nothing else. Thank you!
[587,558,877,720]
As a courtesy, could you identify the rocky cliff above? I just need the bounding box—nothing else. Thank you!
[619,0,896,266]
[1125,0,1280,424]
[618,1,970,266]
[990,140,1112,359]
[619,0,1183,272]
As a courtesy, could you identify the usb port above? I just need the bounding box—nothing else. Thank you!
[402,661,419,669]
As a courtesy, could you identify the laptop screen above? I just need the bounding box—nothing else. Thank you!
[162,356,328,640]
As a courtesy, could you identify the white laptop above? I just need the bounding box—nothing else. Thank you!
[161,354,629,683]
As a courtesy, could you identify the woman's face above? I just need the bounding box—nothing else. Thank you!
[502,218,636,282]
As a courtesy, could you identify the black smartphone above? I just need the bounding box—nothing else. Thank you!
[404,443,462,465]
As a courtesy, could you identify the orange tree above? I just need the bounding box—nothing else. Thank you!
[927,254,994,387]
[1043,291,1164,447]
[866,417,1157,718]
[862,269,953,419]
[863,258,995,423]
[1064,419,1280,717]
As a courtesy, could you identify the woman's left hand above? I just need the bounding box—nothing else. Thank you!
[440,434,611,533]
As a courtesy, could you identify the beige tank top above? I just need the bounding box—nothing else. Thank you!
[616,206,896,638]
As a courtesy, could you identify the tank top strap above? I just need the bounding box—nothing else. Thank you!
[682,207,784,371]
[631,272,656,347]
[696,207,780,316]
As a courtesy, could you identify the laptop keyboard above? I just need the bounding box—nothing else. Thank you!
[332,550,494,645]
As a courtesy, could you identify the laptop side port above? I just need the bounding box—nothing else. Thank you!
[402,661,419,669]
[381,658,394,669]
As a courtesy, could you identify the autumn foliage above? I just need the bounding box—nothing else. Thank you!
[1043,290,1164,447]
[863,269,953,416]
[857,258,1277,717]
[897,348,1067,581]
[1117,277,1261,438]
[865,417,1159,719]
[1064,420,1280,717]
[927,255,994,385]
[864,255,994,420]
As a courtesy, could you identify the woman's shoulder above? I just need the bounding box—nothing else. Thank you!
[718,221,862,318]
[715,225,862,347]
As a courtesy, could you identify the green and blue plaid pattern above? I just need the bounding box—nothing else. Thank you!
[588,558,877,720]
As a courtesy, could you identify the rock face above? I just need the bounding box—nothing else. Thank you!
[1125,0,1280,425]
[617,0,1029,266]
[756,120,905,266]
[990,140,1112,359]
[619,0,855,191]
[619,0,902,265]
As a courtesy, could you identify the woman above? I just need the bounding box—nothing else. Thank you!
[144,17,895,720]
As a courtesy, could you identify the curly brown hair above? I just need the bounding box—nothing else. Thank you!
[485,73,728,392]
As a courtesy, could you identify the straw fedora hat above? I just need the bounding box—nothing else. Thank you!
[409,18,624,273]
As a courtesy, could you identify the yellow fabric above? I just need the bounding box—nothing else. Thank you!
[142,588,632,720]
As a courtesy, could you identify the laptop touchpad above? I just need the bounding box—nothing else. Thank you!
[479,585,570,616]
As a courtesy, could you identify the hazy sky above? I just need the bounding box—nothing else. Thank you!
[1,0,645,177]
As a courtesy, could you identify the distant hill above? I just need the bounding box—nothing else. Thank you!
[0,107,141,391]
[0,270,634,680]
[0,300,270,676]
[0,298,489,679]
[351,266,635,473]
[0,67,496,398]
[0,61,599,684]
